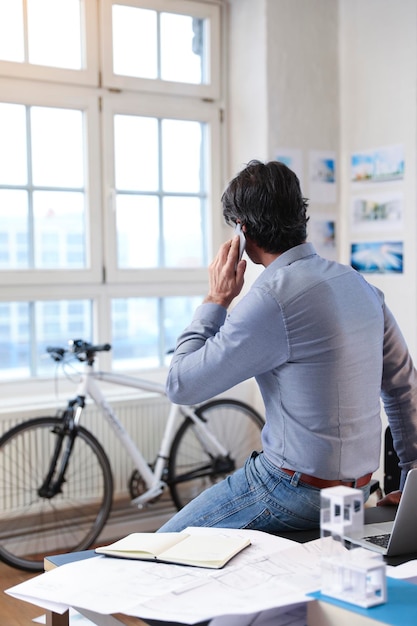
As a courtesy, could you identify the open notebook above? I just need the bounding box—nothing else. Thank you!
[345,468,417,556]
[95,530,251,569]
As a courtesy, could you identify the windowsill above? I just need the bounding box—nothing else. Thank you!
[0,366,170,413]
[0,375,259,415]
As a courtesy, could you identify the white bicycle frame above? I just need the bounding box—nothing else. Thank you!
[73,363,230,506]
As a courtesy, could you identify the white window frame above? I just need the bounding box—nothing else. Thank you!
[101,90,223,285]
[100,0,221,99]
[0,0,226,403]
[0,0,99,86]
[0,77,103,287]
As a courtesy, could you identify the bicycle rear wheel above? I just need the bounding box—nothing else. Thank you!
[168,399,264,510]
[0,416,113,571]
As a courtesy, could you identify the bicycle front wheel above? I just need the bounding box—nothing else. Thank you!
[168,399,264,510]
[0,416,113,571]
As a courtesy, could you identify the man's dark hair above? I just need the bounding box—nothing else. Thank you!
[221,159,309,253]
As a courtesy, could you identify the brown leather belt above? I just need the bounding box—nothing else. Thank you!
[281,468,372,489]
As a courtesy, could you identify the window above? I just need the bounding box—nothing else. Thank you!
[101,0,220,98]
[0,0,98,84]
[0,103,87,271]
[0,0,223,390]
[112,114,206,269]
[102,94,219,283]
[111,295,202,370]
[111,6,204,82]
[0,0,83,68]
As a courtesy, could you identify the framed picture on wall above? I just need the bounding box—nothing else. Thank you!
[350,191,404,232]
[350,241,403,274]
[308,150,337,203]
[351,145,404,183]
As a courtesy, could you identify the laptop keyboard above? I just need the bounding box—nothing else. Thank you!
[364,533,390,548]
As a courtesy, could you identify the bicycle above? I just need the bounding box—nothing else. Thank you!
[0,339,264,572]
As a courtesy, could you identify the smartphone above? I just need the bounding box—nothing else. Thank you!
[235,222,246,265]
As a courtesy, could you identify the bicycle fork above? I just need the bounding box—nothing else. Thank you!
[38,405,80,499]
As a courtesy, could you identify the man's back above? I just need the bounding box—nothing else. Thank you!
[255,245,385,480]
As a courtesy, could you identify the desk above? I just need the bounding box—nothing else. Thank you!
[42,507,406,626]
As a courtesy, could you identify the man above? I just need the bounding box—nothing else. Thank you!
[160,159,417,533]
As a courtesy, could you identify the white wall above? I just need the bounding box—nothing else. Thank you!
[226,0,269,171]
[339,0,417,356]
[265,0,339,157]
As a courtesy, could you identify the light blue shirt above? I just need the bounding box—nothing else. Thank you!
[166,243,417,488]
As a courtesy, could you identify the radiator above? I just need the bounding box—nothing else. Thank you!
[0,395,178,537]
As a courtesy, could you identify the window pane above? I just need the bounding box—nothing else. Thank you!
[27,0,83,69]
[112,5,157,79]
[33,191,85,269]
[0,0,24,62]
[111,297,159,369]
[114,115,158,191]
[160,13,204,84]
[111,5,206,85]
[0,104,87,272]
[0,302,30,380]
[31,107,84,188]
[116,195,159,268]
[0,103,27,185]
[163,197,204,267]
[114,114,207,269]
[162,119,203,192]
[163,295,202,357]
[0,300,92,379]
[66,232,84,267]
[111,296,203,370]
[35,299,92,376]
[0,190,29,269]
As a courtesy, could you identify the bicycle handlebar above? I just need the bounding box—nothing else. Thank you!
[46,339,112,362]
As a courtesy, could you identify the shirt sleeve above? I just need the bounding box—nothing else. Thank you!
[165,287,289,405]
[381,302,417,489]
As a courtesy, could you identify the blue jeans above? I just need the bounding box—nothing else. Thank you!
[159,451,371,533]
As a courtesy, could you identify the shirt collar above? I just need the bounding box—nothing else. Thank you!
[254,242,317,285]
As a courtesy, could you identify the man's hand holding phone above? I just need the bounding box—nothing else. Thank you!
[203,225,246,308]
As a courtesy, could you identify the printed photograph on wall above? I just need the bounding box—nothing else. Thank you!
[274,148,303,187]
[351,144,404,183]
[309,213,337,260]
[351,191,404,232]
[308,150,336,203]
[350,241,403,274]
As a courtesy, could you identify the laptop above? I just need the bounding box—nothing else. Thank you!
[345,468,417,556]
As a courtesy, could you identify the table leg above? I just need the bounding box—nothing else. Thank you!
[46,609,69,626]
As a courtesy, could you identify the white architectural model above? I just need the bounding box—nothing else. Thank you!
[319,485,387,607]
[320,485,364,538]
